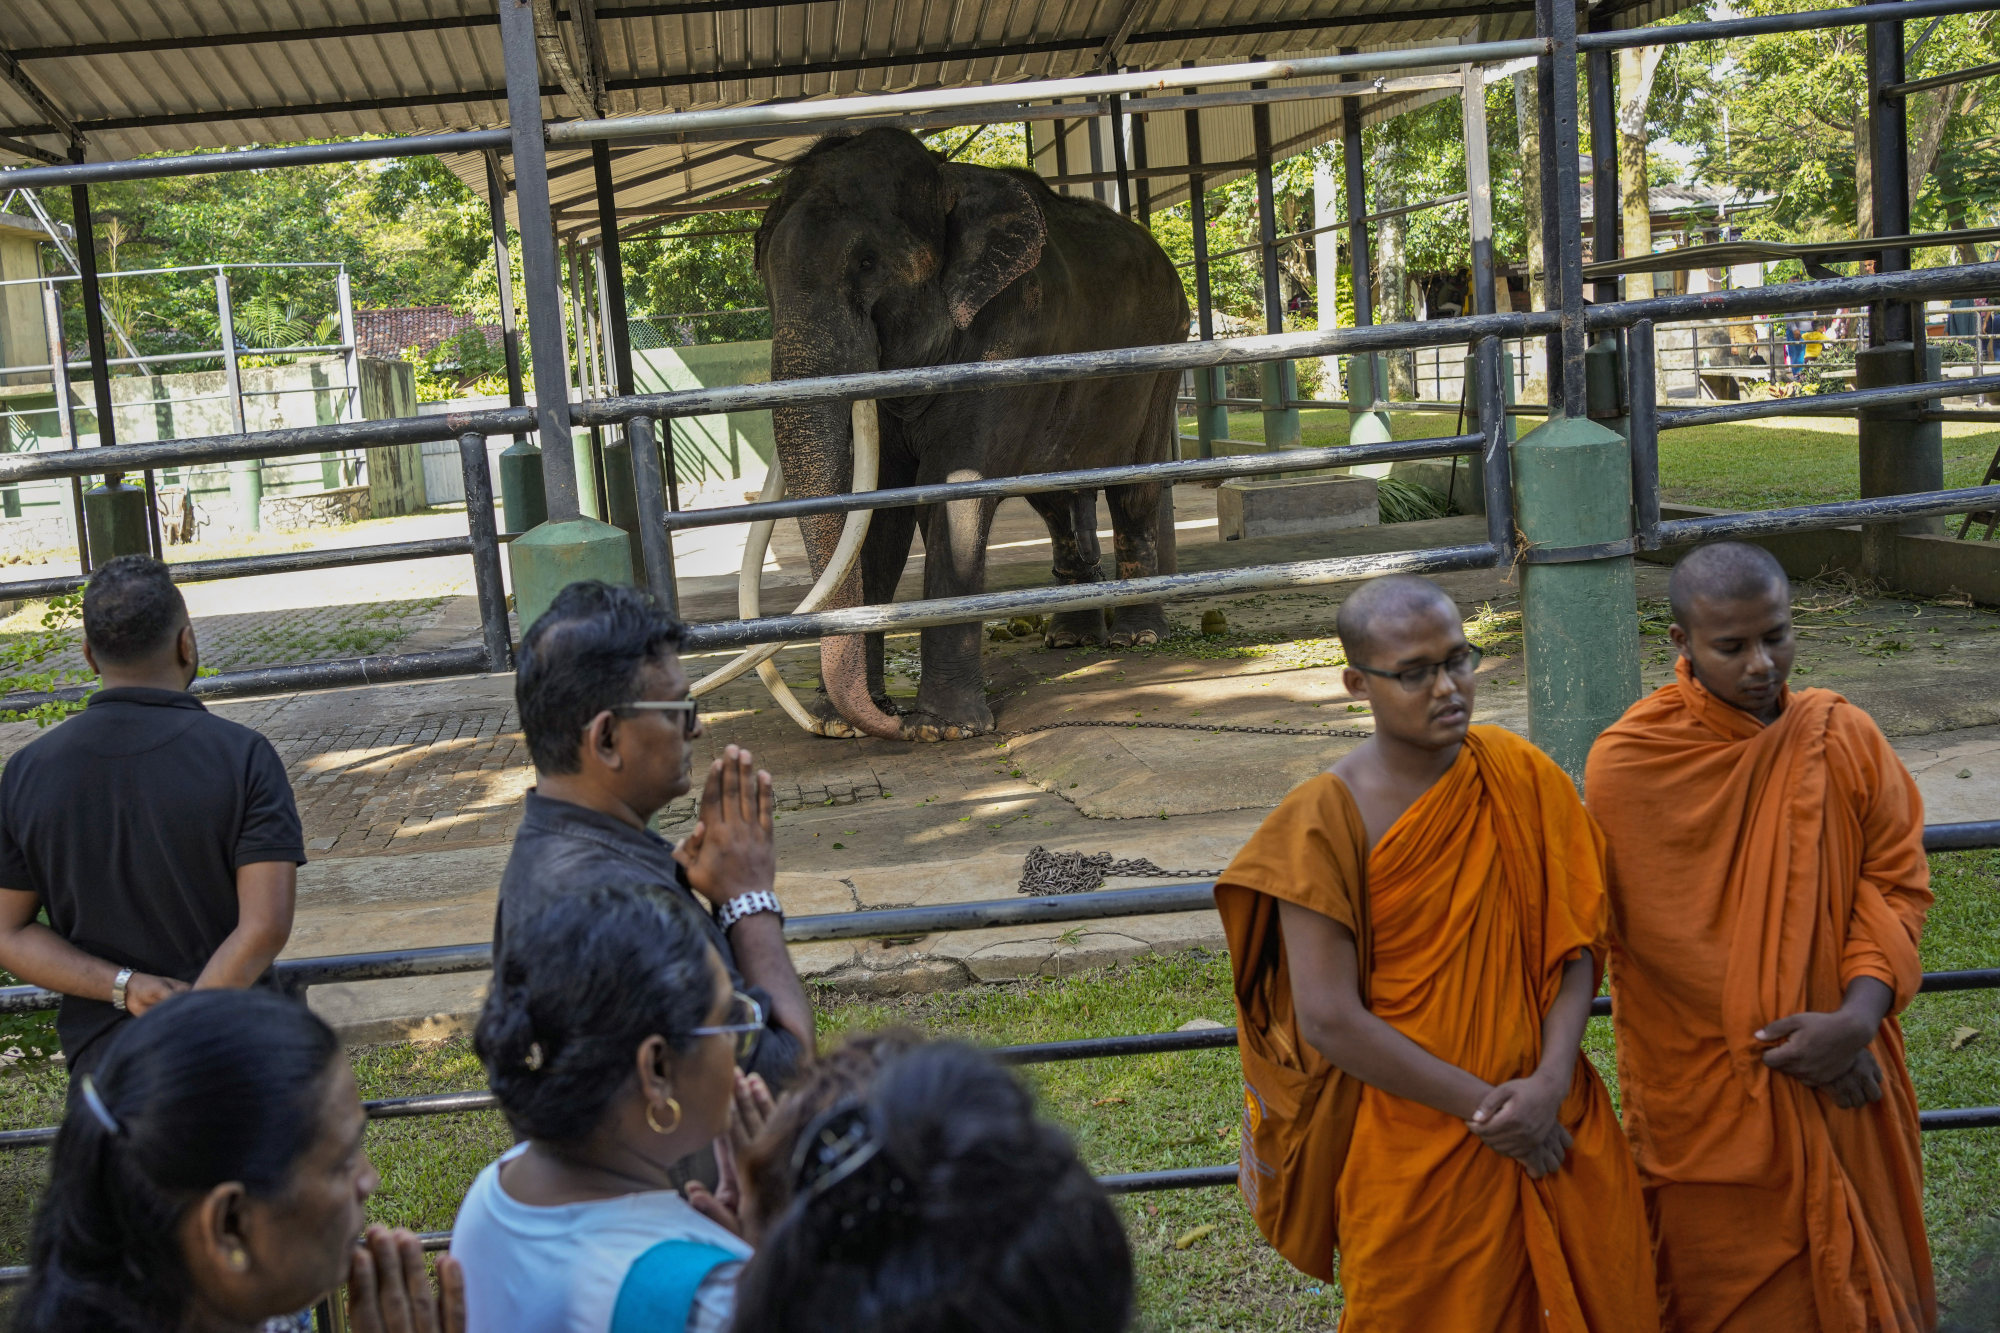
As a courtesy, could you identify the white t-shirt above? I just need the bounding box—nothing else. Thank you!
[450,1144,751,1333]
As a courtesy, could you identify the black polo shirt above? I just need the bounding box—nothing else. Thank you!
[0,687,305,1067]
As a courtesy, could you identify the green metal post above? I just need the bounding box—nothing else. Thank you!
[1856,343,1945,578]
[1194,368,1227,456]
[1260,360,1301,451]
[82,481,153,561]
[1513,409,1642,783]
[1454,347,1517,515]
[1344,353,1393,478]
[498,439,548,534]
[228,459,263,533]
[508,518,636,631]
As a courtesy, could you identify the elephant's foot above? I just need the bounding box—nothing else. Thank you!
[1044,608,1108,649]
[1107,603,1169,648]
[802,688,902,739]
[894,708,996,743]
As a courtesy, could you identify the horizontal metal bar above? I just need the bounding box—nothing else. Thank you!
[994,1026,1242,1064]
[1202,192,1469,262]
[1884,57,2000,97]
[1920,1106,2000,1130]
[679,542,1501,652]
[787,882,1218,942]
[1577,0,2000,50]
[548,41,1551,143]
[1098,1165,1240,1194]
[0,407,533,488]
[1924,410,2000,422]
[1654,487,2000,544]
[1588,261,2000,329]
[573,312,1559,428]
[1924,820,2000,851]
[363,1089,499,1120]
[0,131,512,190]
[0,537,474,603]
[1660,374,2000,429]
[0,646,493,716]
[664,434,1478,532]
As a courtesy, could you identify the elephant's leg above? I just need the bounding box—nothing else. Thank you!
[905,495,998,740]
[1105,479,1171,646]
[1026,489,1107,649]
[861,501,918,710]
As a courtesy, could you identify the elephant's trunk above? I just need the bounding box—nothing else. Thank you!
[772,377,902,740]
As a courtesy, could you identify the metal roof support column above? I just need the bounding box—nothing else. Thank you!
[498,0,581,523]
[593,138,651,589]
[1086,106,1108,206]
[41,281,89,574]
[1184,83,1224,459]
[1052,109,1070,195]
[1109,93,1133,217]
[1537,0,1588,419]
[1459,63,1507,514]
[1131,92,1152,226]
[483,149,546,535]
[71,178,148,562]
[1583,33,1627,436]
[1252,93,1299,449]
[1340,54,1388,447]
[1856,11,1943,569]
[499,0,633,626]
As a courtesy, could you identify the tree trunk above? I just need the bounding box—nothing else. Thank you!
[1616,46,1663,300]
[1908,85,1982,215]
[1856,98,1873,239]
[1515,71,1545,311]
[1373,135,1414,399]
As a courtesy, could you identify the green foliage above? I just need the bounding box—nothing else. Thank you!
[0,595,89,728]
[403,330,510,403]
[1376,476,1454,523]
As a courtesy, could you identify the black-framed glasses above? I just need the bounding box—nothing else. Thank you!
[609,697,700,737]
[691,989,765,1062]
[1350,644,1485,693]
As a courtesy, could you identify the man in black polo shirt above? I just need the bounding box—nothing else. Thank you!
[500,580,813,1088]
[0,556,304,1074]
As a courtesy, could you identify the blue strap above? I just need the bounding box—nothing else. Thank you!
[609,1240,737,1333]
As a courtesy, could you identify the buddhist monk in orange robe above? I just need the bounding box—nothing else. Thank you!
[1586,541,1934,1333]
[1218,575,1657,1333]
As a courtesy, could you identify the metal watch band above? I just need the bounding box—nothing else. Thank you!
[110,967,134,1013]
[714,889,784,933]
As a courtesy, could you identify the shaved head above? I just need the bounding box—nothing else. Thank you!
[1336,575,1460,664]
[1668,542,1789,627]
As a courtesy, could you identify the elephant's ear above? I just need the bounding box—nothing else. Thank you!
[939,166,1046,331]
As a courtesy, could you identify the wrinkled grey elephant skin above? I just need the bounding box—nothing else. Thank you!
[756,128,1191,743]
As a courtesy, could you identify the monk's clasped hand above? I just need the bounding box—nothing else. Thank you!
[1755,1009,1880,1088]
[1466,1073,1570,1176]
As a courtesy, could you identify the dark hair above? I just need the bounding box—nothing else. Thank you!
[740,1029,923,1235]
[731,1043,1135,1333]
[1667,541,1789,626]
[81,556,187,665]
[14,990,342,1333]
[515,580,685,774]
[476,883,719,1143]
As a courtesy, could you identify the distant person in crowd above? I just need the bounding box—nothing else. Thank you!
[501,580,811,1088]
[1784,316,1809,373]
[13,988,463,1333]
[1587,543,1934,1332]
[453,883,766,1333]
[0,555,304,1076]
[729,1042,1134,1333]
[1215,575,1658,1330]
[1983,303,2000,361]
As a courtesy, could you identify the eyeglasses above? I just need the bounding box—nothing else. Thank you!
[609,698,700,737]
[1350,644,1485,693]
[691,989,765,1062]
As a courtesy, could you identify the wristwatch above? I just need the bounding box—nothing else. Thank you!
[110,968,134,1013]
[714,890,784,933]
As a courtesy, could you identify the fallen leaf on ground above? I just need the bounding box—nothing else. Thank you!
[1175,1224,1218,1250]
[1091,1096,1129,1108]
[1950,1026,1981,1051]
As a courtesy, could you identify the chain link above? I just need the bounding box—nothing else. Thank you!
[997,718,1374,741]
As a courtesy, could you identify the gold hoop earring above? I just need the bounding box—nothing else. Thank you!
[646,1098,682,1136]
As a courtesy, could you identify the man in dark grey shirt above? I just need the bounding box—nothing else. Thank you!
[498,581,811,1088]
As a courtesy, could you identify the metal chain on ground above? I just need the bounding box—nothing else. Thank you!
[1018,845,1228,896]
[997,718,1375,741]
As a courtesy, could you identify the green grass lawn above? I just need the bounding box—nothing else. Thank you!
[0,850,1992,1328]
[1190,408,2000,516]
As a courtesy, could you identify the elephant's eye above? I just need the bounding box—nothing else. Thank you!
[857,254,876,273]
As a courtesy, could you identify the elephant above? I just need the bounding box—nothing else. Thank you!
[755,127,1191,742]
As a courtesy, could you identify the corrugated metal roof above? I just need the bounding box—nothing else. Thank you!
[3,0,1697,228]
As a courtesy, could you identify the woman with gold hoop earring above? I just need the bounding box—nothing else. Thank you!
[452,884,772,1333]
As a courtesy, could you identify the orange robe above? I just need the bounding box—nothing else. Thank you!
[1586,659,1934,1333]
[1219,726,1658,1333]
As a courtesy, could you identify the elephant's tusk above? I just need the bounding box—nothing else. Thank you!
[687,401,880,726]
